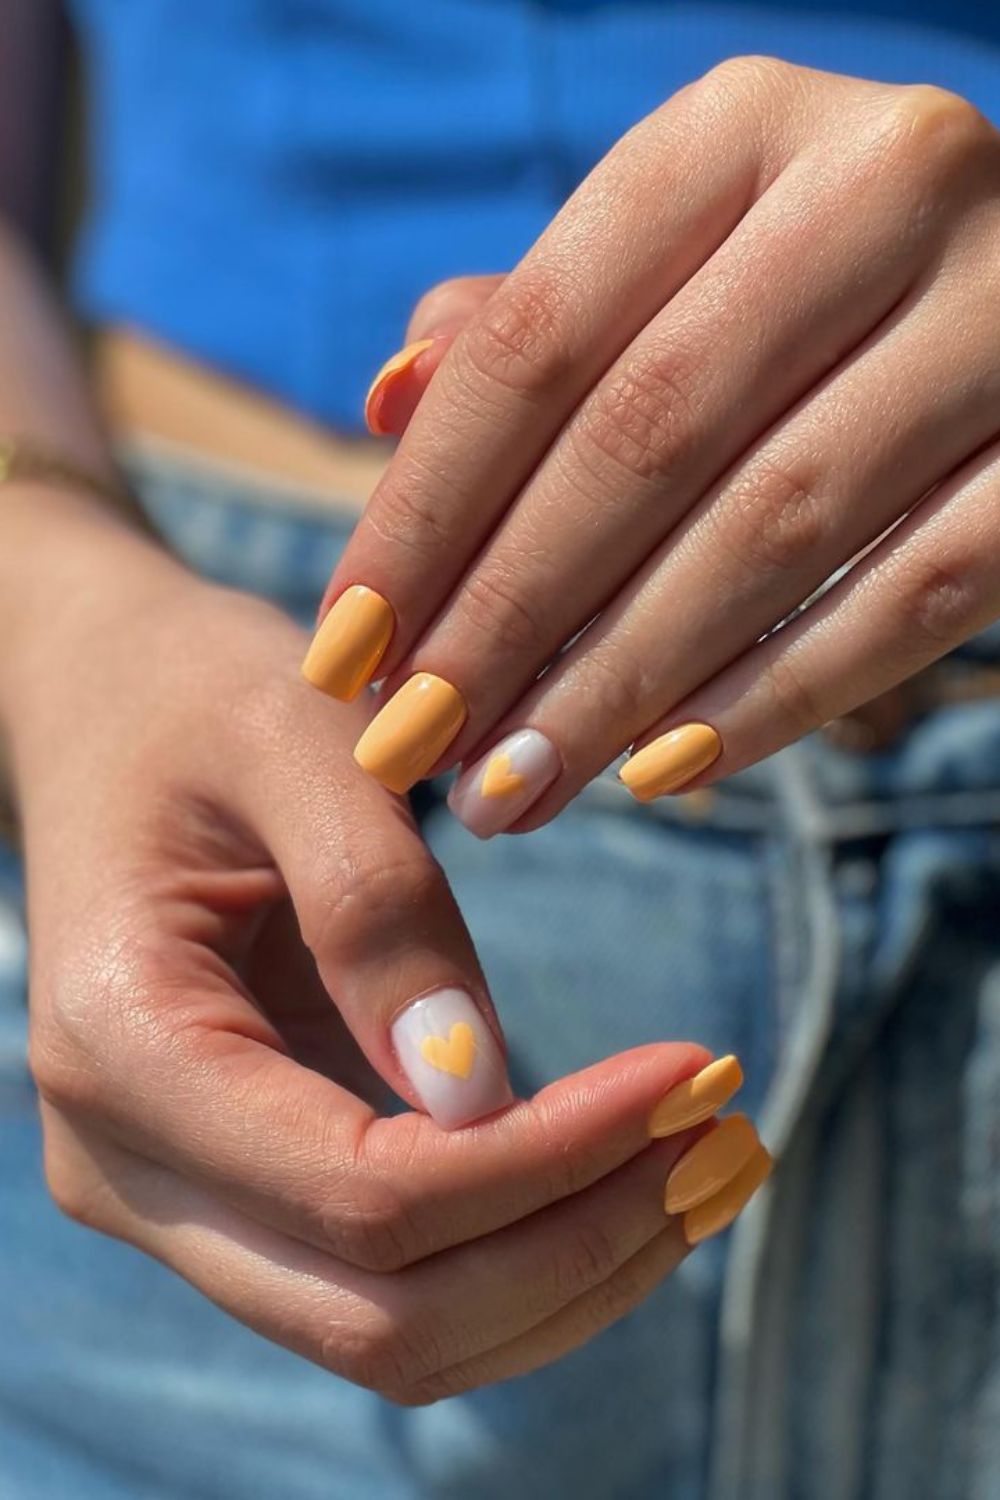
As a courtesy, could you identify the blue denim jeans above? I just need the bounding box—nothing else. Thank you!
[2,452,1000,1500]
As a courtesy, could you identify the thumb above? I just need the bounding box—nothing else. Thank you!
[246,694,514,1130]
[365,273,507,437]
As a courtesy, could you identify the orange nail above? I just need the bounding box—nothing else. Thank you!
[683,1145,773,1245]
[648,1055,743,1138]
[364,339,436,435]
[664,1114,760,1214]
[620,723,722,802]
[301,585,395,702]
[354,673,467,794]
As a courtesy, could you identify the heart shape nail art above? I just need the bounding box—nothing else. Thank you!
[481,752,526,799]
[420,1021,476,1079]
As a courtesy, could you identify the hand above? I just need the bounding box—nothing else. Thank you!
[6,526,738,1400]
[312,59,1000,832]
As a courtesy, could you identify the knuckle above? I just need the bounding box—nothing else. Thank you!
[458,561,547,660]
[761,645,828,741]
[28,976,123,1117]
[575,345,701,485]
[696,54,794,111]
[720,454,827,581]
[557,1218,622,1298]
[39,1119,107,1232]
[883,84,993,167]
[457,266,574,401]
[302,848,446,967]
[888,553,983,654]
[322,1177,421,1274]
[364,458,459,563]
[44,1161,97,1228]
[324,1313,438,1401]
[578,639,653,738]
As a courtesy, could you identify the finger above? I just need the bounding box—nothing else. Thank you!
[47,1104,746,1398]
[52,879,715,1268]
[362,278,507,442]
[383,97,946,789]
[453,234,1000,831]
[422,1140,773,1399]
[315,62,787,703]
[620,440,1000,795]
[241,689,513,1127]
[411,1226,688,1401]
[405,273,507,344]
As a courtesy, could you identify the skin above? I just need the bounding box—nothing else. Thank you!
[326,59,1000,823]
[1,491,709,1401]
[0,20,708,1394]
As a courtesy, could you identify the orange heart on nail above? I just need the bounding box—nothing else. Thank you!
[481,752,525,799]
[420,1021,476,1079]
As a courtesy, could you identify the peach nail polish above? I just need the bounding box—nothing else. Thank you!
[354,672,467,794]
[364,339,436,435]
[663,1113,760,1214]
[620,723,722,802]
[683,1145,773,1244]
[301,585,395,702]
[648,1056,744,1138]
[447,729,561,838]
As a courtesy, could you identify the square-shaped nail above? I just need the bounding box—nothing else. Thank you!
[301,585,394,702]
[391,989,514,1129]
[447,729,561,838]
[354,673,466,794]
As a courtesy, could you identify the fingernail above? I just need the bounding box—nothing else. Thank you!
[663,1113,760,1213]
[365,338,436,435]
[301,585,395,702]
[620,723,722,802]
[391,988,514,1129]
[447,729,561,838]
[354,672,467,794]
[648,1055,743,1138]
[683,1145,773,1244]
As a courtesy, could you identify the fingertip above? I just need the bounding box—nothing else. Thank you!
[364,337,448,437]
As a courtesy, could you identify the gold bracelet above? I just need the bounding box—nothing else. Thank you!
[0,434,159,540]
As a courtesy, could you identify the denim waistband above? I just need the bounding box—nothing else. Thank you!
[125,442,1000,840]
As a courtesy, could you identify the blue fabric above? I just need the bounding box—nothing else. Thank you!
[66,0,1000,433]
[3,453,1000,1497]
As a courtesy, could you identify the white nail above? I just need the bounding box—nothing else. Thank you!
[391,989,514,1129]
[447,729,561,838]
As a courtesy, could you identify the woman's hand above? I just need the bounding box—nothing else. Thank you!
[4,517,731,1400]
[313,58,1000,832]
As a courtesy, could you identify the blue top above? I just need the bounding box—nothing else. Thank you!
[69,1,1000,434]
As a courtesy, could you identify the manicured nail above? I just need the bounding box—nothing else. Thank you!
[620,723,722,802]
[365,339,436,435]
[391,988,514,1129]
[648,1055,744,1138]
[301,585,395,702]
[683,1145,773,1245]
[663,1113,760,1213]
[354,672,467,794]
[447,729,561,838]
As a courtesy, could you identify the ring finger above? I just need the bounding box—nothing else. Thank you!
[450,251,1000,832]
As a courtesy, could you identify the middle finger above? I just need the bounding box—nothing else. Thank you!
[359,110,949,793]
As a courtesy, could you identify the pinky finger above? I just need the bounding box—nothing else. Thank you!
[405,1222,690,1404]
[620,443,1000,800]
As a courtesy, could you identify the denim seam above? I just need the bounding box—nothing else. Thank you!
[707,742,844,1500]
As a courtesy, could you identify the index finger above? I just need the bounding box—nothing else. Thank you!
[309,66,770,711]
[88,961,719,1272]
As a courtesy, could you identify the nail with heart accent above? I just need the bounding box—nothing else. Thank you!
[447,728,562,838]
[390,988,515,1128]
